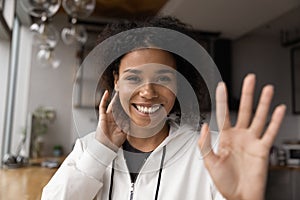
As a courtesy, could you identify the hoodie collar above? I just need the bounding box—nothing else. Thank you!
[114,122,198,173]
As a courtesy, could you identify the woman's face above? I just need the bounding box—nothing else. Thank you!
[114,48,177,128]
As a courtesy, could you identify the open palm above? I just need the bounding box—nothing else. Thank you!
[198,74,286,200]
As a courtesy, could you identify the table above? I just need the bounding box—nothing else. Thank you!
[0,157,64,200]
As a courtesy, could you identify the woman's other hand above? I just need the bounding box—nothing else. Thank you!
[198,74,286,200]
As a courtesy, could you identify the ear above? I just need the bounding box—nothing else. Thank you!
[113,71,119,91]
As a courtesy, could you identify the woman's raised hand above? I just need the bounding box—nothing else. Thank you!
[198,74,286,200]
[95,90,127,152]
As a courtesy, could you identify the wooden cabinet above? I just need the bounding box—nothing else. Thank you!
[266,166,300,200]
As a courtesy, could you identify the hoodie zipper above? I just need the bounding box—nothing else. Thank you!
[114,144,167,200]
[129,182,135,200]
[128,145,166,200]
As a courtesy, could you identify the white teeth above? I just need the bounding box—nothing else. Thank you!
[136,105,160,114]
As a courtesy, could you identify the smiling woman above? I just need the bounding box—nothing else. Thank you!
[41,16,286,200]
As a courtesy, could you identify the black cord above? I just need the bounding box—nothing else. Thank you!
[108,146,166,200]
[109,159,115,200]
[154,145,166,200]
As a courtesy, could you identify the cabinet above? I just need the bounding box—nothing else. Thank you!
[266,166,300,200]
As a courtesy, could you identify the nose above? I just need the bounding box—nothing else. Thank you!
[139,83,158,99]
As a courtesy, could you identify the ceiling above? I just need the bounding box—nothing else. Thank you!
[92,0,168,18]
[90,0,300,39]
[17,0,300,40]
[159,0,300,39]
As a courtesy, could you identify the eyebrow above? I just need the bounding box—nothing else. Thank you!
[123,68,176,75]
[123,69,142,74]
[156,69,176,75]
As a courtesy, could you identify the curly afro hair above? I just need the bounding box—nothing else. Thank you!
[94,16,211,125]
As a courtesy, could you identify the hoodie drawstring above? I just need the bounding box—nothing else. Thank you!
[109,146,166,200]
[154,145,166,200]
[108,159,115,200]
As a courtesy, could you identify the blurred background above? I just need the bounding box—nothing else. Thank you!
[1,0,300,199]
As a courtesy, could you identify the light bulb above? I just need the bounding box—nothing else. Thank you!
[74,25,88,44]
[61,27,76,45]
[21,0,61,18]
[32,23,59,49]
[36,48,61,69]
[61,24,88,45]
[62,0,96,18]
[30,23,40,32]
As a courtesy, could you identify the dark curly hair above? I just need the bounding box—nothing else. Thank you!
[95,16,211,125]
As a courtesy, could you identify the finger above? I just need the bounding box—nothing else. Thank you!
[250,85,274,137]
[216,82,231,130]
[198,123,218,168]
[107,91,118,113]
[261,105,286,148]
[99,90,109,115]
[236,74,256,128]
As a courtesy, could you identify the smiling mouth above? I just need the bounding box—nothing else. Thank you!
[133,104,161,114]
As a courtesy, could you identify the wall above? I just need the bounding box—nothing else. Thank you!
[232,32,300,145]
[4,15,76,157]
[20,14,79,156]
[6,13,101,157]
[0,39,10,161]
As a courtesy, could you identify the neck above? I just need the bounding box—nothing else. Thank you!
[127,123,169,152]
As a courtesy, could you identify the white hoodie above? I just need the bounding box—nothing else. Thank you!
[41,123,225,200]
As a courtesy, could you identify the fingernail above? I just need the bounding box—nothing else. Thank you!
[279,104,287,111]
[218,81,225,87]
[217,82,227,93]
[247,73,256,79]
[264,84,274,92]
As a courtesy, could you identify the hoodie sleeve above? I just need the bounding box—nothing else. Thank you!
[41,134,117,200]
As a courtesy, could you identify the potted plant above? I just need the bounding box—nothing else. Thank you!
[31,106,56,158]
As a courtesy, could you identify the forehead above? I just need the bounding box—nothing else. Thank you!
[119,48,176,73]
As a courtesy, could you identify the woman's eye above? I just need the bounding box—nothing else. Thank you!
[157,76,172,83]
[125,76,141,83]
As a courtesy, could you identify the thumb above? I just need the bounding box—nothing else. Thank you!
[198,123,218,168]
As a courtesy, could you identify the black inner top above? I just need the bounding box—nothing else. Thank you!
[122,140,153,183]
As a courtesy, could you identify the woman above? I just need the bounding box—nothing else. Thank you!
[42,17,286,200]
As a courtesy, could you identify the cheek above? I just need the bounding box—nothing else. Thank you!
[118,84,136,111]
[163,88,177,111]
[164,78,178,96]
[169,93,176,107]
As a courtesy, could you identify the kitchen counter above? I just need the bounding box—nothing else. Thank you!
[269,165,300,170]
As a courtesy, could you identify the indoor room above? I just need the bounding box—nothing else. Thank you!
[1,0,300,199]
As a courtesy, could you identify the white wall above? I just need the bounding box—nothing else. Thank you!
[6,13,80,156]
[232,33,300,145]
[0,39,10,161]
[26,14,78,156]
